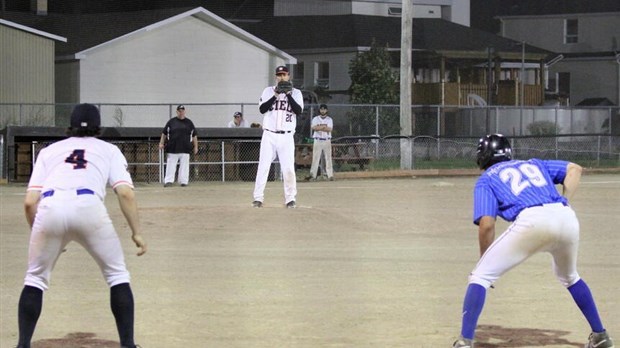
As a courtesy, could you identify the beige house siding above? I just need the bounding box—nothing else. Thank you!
[500,12,620,105]
[274,0,470,26]
[500,13,620,54]
[0,24,55,104]
[553,58,619,105]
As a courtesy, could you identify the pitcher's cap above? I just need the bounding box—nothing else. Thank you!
[70,103,101,129]
[275,65,289,74]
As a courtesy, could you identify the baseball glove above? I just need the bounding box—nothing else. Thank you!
[275,80,293,94]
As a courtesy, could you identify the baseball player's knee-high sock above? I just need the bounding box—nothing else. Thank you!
[567,279,604,333]
[460,283,487,340]
[17,285,43,348]
[110,283,135,347]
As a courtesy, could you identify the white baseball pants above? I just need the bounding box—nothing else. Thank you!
[25,191,131,291]
[469,203,581,289]
[309,139,333,178]
[253,131,297,204]
[165,153,190,185]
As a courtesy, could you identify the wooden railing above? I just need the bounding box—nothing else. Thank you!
[412,81,542,106]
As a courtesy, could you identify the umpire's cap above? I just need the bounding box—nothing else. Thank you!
[70,103,101,129]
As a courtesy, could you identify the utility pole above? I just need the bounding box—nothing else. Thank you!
[520,40,525,133]
[400,0,413,169]
[486,47,494,134]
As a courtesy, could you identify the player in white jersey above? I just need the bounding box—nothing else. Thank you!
[305,103,334,181]
[252,65,304,208]
[17,104,147,348]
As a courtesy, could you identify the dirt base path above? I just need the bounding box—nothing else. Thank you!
[1,175,618,347]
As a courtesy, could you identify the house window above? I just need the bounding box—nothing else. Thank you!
[388,7,402,16]
[564,19,578,44]
[293,62,304,88]
[315,61,329,88]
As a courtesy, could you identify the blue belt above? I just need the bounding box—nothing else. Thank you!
[41,189,95,198]
[265,129,291,134]
[314,138,330,141]
[529,201,568,208]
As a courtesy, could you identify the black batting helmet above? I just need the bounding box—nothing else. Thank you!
[476,134,512,169]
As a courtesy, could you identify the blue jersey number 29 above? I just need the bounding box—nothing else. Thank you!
[499,163,547,196]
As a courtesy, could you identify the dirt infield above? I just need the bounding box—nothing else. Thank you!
[1,174,618,348]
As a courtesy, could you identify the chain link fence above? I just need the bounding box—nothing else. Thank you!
[2,103,619,138]
[18,135,618,184]
[3,102,619,182]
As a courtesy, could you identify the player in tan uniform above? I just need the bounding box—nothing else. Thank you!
[17,104,147,348]
[305,104,334,181]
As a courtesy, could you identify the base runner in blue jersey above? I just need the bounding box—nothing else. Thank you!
[452,134,614,348]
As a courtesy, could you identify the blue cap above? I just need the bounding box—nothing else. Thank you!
[70,103,100,129]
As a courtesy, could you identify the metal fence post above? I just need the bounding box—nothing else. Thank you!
[0,134,4,181]
[159,148,164,184]
[221,141,226,182]
[411,136,415,169]
[597,135,601,166]
[31,141,38,169]
[436,106,441,137]
[375,106,379,137]
[555,107,559,135]
[495,107,499,133]
[570,107,574,134]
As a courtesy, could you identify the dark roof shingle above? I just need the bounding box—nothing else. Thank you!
[1,8,194,56]
[245,15,552,57]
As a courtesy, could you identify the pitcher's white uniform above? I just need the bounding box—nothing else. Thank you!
[253,79,304,205]
[25,137,134,290]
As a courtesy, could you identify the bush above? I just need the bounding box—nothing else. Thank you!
[527,121,560,135]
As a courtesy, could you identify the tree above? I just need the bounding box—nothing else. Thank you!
[348,41,399,136]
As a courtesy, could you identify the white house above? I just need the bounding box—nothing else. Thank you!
[3,7,297,127]
[498,7,620,106]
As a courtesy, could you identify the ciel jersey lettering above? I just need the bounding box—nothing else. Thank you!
[259,86,304,132]
[269,99,293,113]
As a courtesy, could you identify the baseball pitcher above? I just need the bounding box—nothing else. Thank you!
[252,65,304,208]
[17,104,147,348]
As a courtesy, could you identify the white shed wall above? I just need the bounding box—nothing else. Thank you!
[77,16,289,126]
[78,17,284,104]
